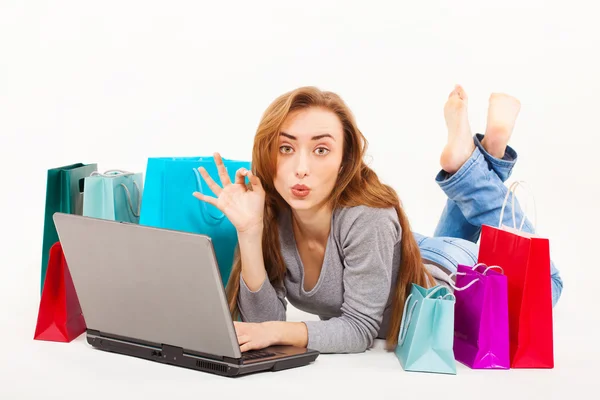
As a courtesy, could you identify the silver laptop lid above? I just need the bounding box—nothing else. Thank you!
[53,213,242,359]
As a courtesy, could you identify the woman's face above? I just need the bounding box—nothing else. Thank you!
[274,107,344,212]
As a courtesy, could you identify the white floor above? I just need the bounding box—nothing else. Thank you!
[2,278,594,400]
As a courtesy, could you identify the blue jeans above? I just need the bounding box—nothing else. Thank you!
[413,134,563,307]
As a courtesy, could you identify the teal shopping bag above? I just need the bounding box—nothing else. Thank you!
[395,284,457,374]
[83,170,143,223]
[139,156,251,286]
[41,163,98,294]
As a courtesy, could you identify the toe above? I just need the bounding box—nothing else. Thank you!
[455,85,467,101]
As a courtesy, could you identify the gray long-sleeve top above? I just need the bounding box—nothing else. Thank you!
[238,205,412,354]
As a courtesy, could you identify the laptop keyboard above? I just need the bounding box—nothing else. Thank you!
[241,350,277,361]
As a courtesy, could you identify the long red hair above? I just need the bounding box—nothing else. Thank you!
[225,86,433,349]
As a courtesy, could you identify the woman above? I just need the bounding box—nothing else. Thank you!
[193,85,563,354]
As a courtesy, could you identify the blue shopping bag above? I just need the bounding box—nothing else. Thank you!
[395,284,457,374]
[83,170,143,223]
[139,156,251,286]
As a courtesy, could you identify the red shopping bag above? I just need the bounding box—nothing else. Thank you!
[34,242,86,342]
[477,182,553,368]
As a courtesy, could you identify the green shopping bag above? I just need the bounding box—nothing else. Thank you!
[83,170,143,223]
[394,284,457,374]
[40,163,97,293]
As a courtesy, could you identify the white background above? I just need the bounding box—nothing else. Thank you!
[1,0,598,399]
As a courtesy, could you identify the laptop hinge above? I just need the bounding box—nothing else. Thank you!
[183,347,225,362]
[161,345,230,365]
[223,355,242,365]
[160,344,183,363]
[87,329,230,364]
[88,330,160,349]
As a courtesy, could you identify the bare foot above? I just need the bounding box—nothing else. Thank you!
[481,93,521,158]
[440,85,475,174]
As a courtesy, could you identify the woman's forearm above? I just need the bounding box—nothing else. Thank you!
[238,228,268,291]
[266,321,308,348]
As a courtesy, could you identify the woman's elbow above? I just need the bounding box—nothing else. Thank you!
[343,332,375,354]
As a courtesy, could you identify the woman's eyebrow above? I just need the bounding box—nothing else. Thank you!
[280,132,335,141]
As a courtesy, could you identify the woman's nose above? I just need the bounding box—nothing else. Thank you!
[295,155,309,178]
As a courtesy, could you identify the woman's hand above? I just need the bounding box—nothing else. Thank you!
[234,321,278,352]
[193,152,265,234]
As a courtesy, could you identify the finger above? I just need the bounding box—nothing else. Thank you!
[240,342,255,353]
[192,192,219,208]
[234,168,249,186]
[233,321,246,334]
[237,335,251,345]
[213,152,232,187]
[246,171,264,191]
[197,167,222,196]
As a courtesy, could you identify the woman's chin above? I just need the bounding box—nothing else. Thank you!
[285,195,315,211]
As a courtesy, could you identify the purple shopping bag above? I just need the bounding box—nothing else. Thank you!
[452,263,510,369]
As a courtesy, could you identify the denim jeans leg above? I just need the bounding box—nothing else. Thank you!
[431,141,562,306]
[432,134,519,242]
[473,133,518,182]
[415,234,479,275]
[433,200,480,243]
[434,145,533,232]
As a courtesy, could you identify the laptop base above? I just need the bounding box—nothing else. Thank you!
[86,330,319,377]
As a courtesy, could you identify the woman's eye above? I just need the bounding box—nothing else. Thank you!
[279,145,293,154]
[315,147,330,156]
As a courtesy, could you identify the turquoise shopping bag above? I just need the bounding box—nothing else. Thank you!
[139,156,251,287]
[395,284,457,374]
[83,170,143,223]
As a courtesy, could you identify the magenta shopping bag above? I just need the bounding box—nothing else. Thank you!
[452,263,510,369]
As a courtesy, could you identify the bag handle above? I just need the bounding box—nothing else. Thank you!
[446,273,479,291]
[398,285,456,345]
[119,181,141,218]
[89,170,141,218]
[193,167,226,224]
[90,169,135,177]
[425,285,455,298]
[471,263,504,275]
[440,293,456,301]
[426,285,456,301]
[398,294,418,346]
[498,180,537,232]
[483,265,504,275]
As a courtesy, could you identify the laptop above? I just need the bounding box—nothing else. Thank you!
[53,212,319,377]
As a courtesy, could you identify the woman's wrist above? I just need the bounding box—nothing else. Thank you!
[237,224,266,291]
[237,220,264,240]
[264,321,308,348]
[263,321,282,345]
